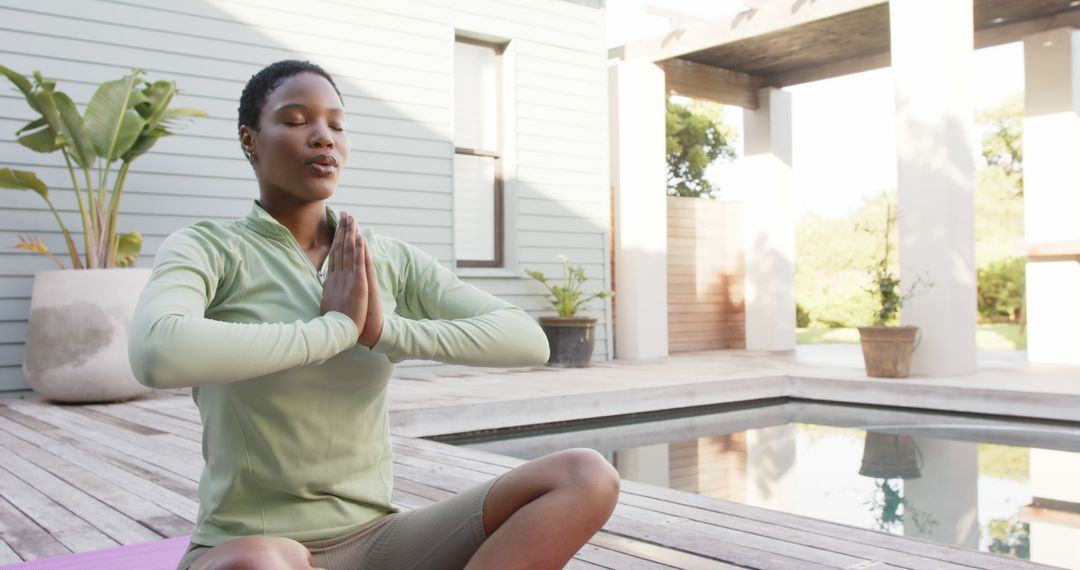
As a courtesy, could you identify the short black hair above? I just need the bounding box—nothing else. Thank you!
[237,60,343,132]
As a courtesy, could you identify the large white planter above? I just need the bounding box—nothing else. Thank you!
[23,268,153,403]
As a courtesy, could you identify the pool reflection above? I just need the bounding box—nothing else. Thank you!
[456,402,1080,567]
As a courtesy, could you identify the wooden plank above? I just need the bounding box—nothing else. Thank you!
[0,463,119,553]
[0,414,199,523]
[7,401,203,479]
[612,0,885,62]
[87,402,202,443]
[0,538,21,564]
[0,445,161,545]
[0,420,192,538]
[1022,239,1080,261]
[588,532,736,569]
[661,59,764,109]
[0,495,69,562]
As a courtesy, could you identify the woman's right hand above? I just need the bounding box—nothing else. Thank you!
[320,212,369,340]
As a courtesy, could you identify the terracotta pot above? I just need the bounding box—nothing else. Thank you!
[538,316,597,368]
[858,432,922,479]
[23,269,153,403]
[857,325,920,378]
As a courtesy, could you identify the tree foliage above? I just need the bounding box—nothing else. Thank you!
[978,94,1023,195]
[796,95,1027,331]
[665,97,736,198]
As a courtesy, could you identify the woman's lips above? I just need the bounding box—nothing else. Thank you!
[305,154,339,177]
[306,162,337,176]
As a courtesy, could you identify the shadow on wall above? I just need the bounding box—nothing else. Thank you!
[0,0,613,390]
[892,100,978,371]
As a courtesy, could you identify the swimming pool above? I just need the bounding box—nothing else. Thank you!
[435,400,1080,568]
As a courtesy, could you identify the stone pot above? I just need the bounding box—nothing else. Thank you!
[23,268,153,403]
[538,316,597,368]
[857,325,920,378]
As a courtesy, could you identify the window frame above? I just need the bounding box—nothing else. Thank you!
[453,36,506,268]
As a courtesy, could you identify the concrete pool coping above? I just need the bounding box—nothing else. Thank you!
[388,345,1080,438]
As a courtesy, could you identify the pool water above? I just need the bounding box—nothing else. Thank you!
[440,401,1080,568]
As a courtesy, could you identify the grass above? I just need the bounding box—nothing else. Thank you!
[797,323,1026,350]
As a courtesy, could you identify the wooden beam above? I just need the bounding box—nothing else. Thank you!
[661,59,766,109]
[975,8,1080,49]
[768,8,1080,87]
[1022,239,1080,261]
[609,0,887,63]
[768,51,890,87]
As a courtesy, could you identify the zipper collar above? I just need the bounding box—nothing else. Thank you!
[242,200,339,282]
[242,200,339,241]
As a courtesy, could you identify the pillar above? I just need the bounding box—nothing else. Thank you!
[745,424,797,512]
[741,87,795,351]
[614,444,670,487]
[903,437,979,548]
[890,0,977,376]
[609,60,669,359]
[1023,28,1080,364]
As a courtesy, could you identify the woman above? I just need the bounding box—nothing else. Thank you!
[129,60,620,570]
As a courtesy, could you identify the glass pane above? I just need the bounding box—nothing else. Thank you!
[453,154,497,261]
[455,41,498,151]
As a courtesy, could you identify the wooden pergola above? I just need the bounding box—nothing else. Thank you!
[607,0,1080,373]
[611,0,1080,108]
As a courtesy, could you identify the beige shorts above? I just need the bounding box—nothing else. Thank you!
[176,477,498,570]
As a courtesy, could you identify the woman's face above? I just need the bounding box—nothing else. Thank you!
[240,72,349,203]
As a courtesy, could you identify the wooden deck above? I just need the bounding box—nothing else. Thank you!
[0,389,1056,569]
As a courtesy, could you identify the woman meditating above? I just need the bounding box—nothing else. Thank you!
[129,60,620,570]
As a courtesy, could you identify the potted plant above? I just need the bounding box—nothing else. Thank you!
[525,256,612,367]
[0,65,205,402]
[857,203,931,378]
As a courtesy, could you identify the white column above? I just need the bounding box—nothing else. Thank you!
[741,87,795,351]
[745,425,797,512]
[902,438,979,548]
[613,444,670,487]
[608,60,669,360]
[890,0,977,376]
[1023,29,1080,364]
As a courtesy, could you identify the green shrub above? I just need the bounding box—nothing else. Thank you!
[796,303,811,327]
[977,257,1025,323]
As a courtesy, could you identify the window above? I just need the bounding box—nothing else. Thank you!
[454,37,504,267]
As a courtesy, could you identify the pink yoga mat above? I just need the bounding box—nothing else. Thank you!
[1,536,190,570]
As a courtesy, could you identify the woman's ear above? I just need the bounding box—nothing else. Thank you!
[239,126,257,164]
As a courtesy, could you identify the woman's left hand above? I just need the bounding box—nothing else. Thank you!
[358,233,384,348]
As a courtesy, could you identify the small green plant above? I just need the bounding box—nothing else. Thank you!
[525,256,612,317]
[867,479,937,535]
[0,65,205,269]
[861,202,932,325]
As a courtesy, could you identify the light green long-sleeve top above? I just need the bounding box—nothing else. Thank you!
[128,202,549,546]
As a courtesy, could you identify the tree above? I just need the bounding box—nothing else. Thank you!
[977,94,1023,195]
[665,97,736,198]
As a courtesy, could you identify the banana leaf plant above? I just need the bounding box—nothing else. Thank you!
[0,65,206,269]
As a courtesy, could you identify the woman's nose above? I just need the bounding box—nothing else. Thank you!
[310,126,334,148]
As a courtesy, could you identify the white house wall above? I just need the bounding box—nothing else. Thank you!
[0,0,611,391]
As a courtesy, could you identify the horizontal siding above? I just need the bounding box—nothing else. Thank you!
[0,0,609,391]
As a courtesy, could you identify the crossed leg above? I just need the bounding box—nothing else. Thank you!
[468,448,621,569]
[188,448,620,570]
